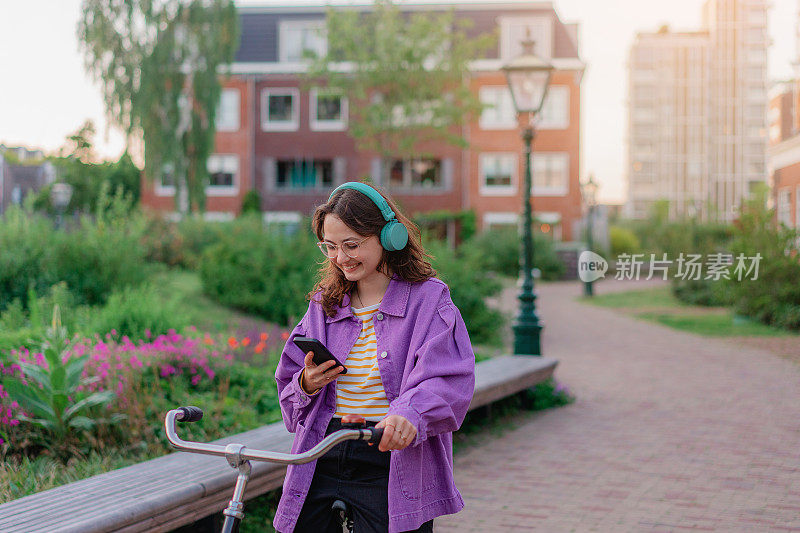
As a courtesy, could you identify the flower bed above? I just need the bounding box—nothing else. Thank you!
[0,319,284,502]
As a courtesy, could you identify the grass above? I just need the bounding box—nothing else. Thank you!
[639,312,795,337]
[585,286,684,309]
[588,287,796,337]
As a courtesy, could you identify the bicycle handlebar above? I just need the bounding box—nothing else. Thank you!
[165,407,384,465]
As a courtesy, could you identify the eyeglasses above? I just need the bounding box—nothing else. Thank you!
[317,236,371,259]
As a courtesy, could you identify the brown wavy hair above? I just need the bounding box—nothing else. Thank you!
[309,183,436,317]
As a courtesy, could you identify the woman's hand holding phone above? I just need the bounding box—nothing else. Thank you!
[300,351,345,394]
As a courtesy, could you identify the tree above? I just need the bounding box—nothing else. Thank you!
[306,0,495,178]
[78,0,240,213]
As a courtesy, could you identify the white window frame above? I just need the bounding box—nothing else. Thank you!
[479,153,517,196]
[499,16,553,62]
[261,88,300,131]
[155,164,176,197]
[279,19,327,63]
[483,212,519,230]
[479,86,517,130]
[777,188,792,227]
[387,158,444,190]
[538,85,570,130]
[216,88,241,132]
[206,154,239,197]
[796,185,800,229]
[531,152,569,196]
[310,88,348,131]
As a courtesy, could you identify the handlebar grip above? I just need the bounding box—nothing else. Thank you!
[177,406,204,422]
[367,427,384,445]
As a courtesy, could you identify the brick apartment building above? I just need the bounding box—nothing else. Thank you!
[141,1,585,240]
[768,81,800,230]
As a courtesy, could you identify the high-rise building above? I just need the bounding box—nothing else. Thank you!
[627,29,710,219]
[626,0,768,221]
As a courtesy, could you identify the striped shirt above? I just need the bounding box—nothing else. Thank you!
[334,302,389,421]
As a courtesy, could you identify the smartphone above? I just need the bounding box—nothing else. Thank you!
[293,337,347,374]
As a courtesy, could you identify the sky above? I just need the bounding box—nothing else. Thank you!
[0,0,797,203]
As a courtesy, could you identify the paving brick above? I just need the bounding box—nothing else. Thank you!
[439,279,800,531]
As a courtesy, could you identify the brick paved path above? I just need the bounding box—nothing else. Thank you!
[438,280,800,532]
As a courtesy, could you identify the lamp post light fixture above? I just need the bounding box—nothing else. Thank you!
[502,31,553,356]
[50,182,73,230]
[581,174,599,297]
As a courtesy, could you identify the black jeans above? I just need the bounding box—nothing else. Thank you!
[293,418,434,533]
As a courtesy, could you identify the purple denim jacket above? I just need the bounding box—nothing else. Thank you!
[273,276,475,533]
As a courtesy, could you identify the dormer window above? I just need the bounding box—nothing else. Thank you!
[279,19,327,62]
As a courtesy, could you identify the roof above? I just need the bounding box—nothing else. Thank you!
[234,3,580,63]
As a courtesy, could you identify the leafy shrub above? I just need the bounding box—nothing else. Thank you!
[1,308,117,460]
[1,326,282,499]
[425,238,503,346]
[0,198,150,313]
[240,190,262,216]
[463,227,565,281]
[672,278,733,307]
[199,219,319,326]
[725,200,800,330]
[83,284,192,342]
[609,226,640,256]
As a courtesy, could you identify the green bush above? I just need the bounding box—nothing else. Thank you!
[671,278,733,307]
[2,308,118,460]
[240,190,262,216]
[83,284,192,341]
[425,238,504,346]
[463,227,565,281]
[0,198,150,313]
[725,200,800,330]
[609,225,640,256]
[141,214,234,270]
[199,219,319,325]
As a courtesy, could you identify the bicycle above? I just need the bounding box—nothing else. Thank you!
[165,406,383,533]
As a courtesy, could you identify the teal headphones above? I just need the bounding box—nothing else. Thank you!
[328,182,409,251]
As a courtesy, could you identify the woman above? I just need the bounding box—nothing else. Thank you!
[274,182,475,533]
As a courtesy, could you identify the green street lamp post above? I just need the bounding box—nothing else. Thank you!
[581,174,599,297]
[502,33,553,356]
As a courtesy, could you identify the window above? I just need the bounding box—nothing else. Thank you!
[310,89,347,131]
[262,88,299,131]
[156,164,176,196]
[279,19,327,62]
[538,86,569,129]
[389,159,442,188]
[216,88,240,132]
[206,155,238,196]
[777,188,792,228]
[479,86,516,130]
[499,17,552,62]
[531,152,569,195]
[796,186,800,229]
[480,154,516,195]
[276,159,333,189]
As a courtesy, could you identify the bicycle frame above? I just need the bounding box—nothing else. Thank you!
[165,406,382,533]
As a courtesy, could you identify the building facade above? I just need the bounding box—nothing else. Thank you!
[627,29,711,220]
[0,146,55,215]
[767,80,800,231]
[626,0,769,221]
[141,1,585,240]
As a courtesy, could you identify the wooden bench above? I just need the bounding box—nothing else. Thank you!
[0,355,557,533]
